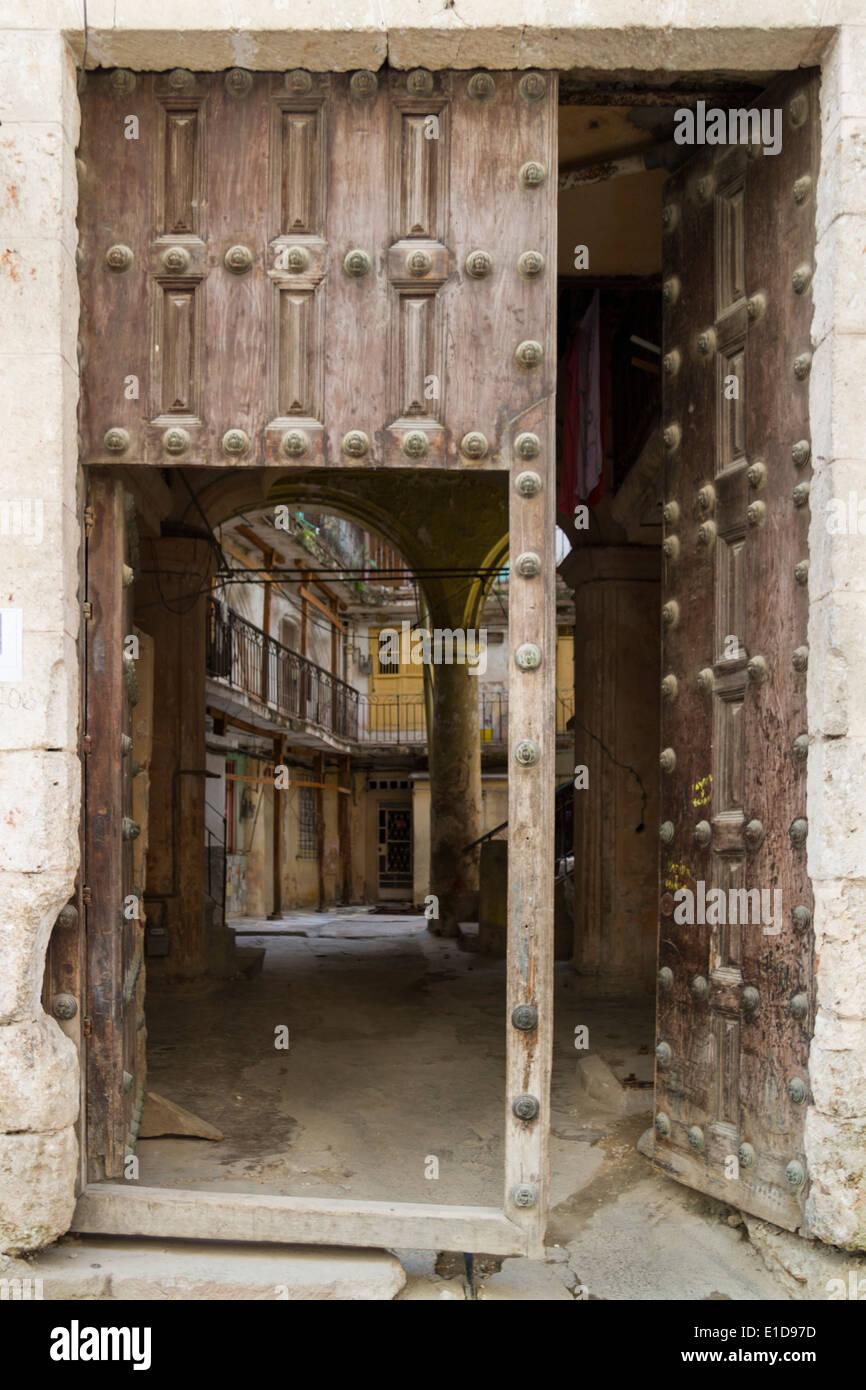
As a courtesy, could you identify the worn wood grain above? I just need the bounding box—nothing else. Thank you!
[84,474,143,1179]
[654,71,818,1230]
[79,69,558,473]
[72,1185,527,1255]
[503,71,558,1258]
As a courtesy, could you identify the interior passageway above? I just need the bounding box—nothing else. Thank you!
[138,911,653,1209]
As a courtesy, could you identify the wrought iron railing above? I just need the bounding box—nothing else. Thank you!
[207,600,574,752]
[206,599,359,741]
[357,693,427,742]
[355,688,574,745]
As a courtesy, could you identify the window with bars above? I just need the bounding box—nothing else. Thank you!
[297,785,317,858]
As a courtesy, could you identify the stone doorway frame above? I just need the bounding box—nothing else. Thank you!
[4,9,866,1254]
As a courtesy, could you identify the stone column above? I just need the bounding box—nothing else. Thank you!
[135,537,213,978]
[428,660,482,936]
[0,32,81,1255]
[562,547,660,994]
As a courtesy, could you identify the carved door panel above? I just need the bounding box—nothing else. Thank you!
[652,73,818,1229]
[77,68,556,475]
[84,475,146,1179]
[76,68,557,1254]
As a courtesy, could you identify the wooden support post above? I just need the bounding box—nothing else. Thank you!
[315,752,325,911]
[338,754,352,904]
[261,546,273,705]
[72,1184,525,1256]
[268,734,284,920]
[300,574,309,657]
[85,477,128,1178]
[331,602,339,678]
[503,74,558,1260]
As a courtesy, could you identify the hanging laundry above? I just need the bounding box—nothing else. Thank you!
[558,326,580,517]
[559,290,605,518]
[576,290,604,503]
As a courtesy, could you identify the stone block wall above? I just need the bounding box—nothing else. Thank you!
[0,29,81,1253]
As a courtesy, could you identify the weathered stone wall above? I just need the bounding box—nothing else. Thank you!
[2,0,866,1254]
[804,26,866,1250]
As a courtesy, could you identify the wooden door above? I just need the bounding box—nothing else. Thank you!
[651,73,818,1229]
[75,66,557,1255]
[84,475,147,1179]
[77,68,557,477]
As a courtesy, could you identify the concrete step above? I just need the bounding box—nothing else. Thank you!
[21,1237,406,1300]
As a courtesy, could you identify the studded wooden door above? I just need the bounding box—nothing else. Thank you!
[77,67,556,475]
[75,66,557,1255]
[650,72,819,1229]
[84,475,146,1180]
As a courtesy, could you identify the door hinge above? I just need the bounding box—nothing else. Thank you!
[82,885,93,906]
[83,504,95,537]
[82,600,93,621]
[82,1017,92,1037]
[81,734,92,755]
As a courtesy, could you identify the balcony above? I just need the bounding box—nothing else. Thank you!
[206,599,359,742]
[206,599,574,749]
[356,691,573,745]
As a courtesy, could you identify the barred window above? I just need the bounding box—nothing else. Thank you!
[297,785,317,858]
[376,627,401,675]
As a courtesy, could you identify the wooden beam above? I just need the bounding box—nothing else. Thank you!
[339,754,352,904]
[262,549,274,633]
[290,780,351,795]
[206,707,278,741]
[261,547,274,704]
[71,1185,527,1255]
[315,752,325,911]
[504,73,557,1262]
[221,537,262,571]
[294,558,346,609]
[84,475,129,1180]
[221,542,304,643]
[268,734,284,921]
[300,578,308,657]
[299,584,346,632]
[235,523,285,563]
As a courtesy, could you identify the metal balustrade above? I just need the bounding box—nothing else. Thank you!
[207,600,574,748]
[206,599,359,741]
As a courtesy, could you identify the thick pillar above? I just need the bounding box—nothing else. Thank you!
[428,661,482,936]
[135,537,213,978]
[564,547,660,994]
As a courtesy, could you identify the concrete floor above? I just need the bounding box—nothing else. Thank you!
[139,910,650,1206]
[130,910,790,1299]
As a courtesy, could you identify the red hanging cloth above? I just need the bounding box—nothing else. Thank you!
[559,290,608,517]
